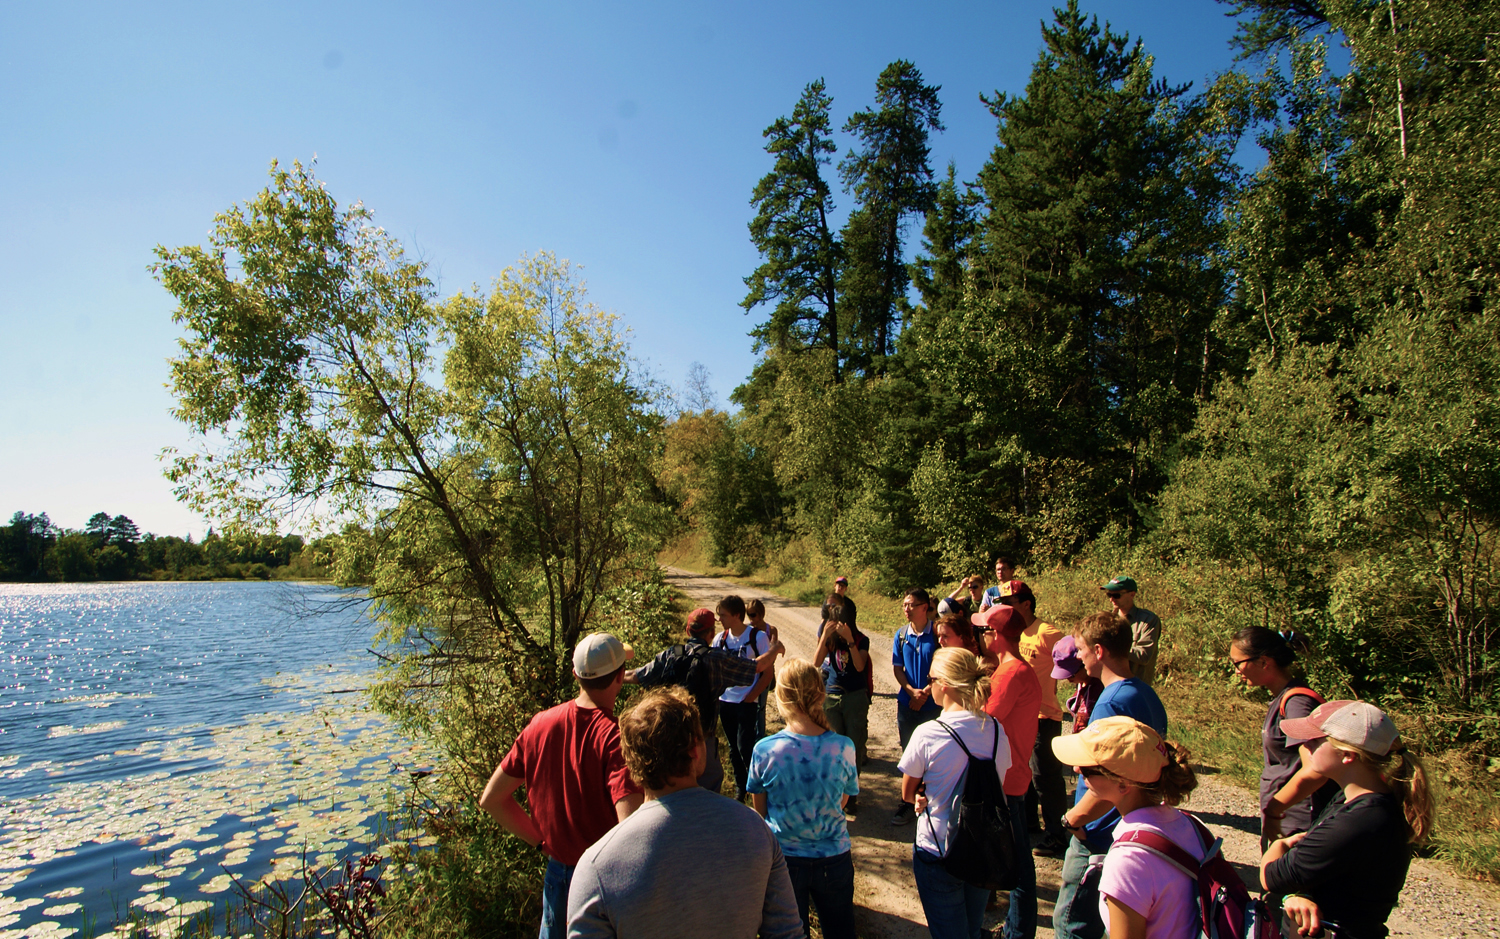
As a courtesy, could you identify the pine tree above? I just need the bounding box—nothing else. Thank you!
[839,60,944,376]
[910,163,977,323]
[742,80,843,382]
[963,0,1238,517]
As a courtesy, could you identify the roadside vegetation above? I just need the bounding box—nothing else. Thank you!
[131,0,1500,934]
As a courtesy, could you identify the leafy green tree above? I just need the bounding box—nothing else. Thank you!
[153,162,673,723]
[50,533,98,582]
[743,80,844,382]
[0,512,55,581]
[838,60,944,375]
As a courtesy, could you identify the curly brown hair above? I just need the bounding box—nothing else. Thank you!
[619,688,703,791]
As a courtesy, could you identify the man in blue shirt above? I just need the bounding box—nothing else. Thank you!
[890,588,940,825]
[1052,611,1167,939]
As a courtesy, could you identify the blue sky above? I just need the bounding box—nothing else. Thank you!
[1,0,1257,538]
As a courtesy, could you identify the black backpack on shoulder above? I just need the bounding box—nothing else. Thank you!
[929,719,1018,891]
[662,641,716,729]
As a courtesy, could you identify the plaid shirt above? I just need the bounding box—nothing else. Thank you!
[634,637,760,727]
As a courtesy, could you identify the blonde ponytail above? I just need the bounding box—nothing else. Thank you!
[929,647,991,718]
[774,658,832,733]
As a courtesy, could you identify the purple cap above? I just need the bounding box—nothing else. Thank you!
[1051,635,1083,679]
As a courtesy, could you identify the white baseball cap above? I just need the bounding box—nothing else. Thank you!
[573,633,634,679]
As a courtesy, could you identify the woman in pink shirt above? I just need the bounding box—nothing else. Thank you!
[1052,716,1200,939]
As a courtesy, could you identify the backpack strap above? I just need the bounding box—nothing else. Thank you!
[1113,829,1202,882]
[934,718,1000,762]
[1278,686,1325,718]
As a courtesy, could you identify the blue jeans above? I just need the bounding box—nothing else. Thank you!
[785,851,857,939]
[913,847,988,939]
[539,857,574,939]
[1051,836,1105,939]
[1003,794,1038,939]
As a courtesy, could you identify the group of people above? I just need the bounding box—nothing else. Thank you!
[479,561,1435,939]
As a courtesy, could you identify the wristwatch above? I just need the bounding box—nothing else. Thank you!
[1062,814,1085,832]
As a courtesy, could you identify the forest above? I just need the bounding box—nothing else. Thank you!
[659,0,1500,875]
[0,510,327,582]
[665,0,1497,745]
[147,0,1500,930]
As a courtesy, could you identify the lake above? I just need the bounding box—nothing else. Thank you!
[0,581,432,939]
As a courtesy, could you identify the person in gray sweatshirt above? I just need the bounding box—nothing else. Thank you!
[566,687,804,939]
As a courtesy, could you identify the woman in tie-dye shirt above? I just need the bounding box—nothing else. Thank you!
[748,658,859,939]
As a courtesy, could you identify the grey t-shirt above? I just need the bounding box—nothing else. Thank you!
[566,786,803,939]
[1262,684,1336,834]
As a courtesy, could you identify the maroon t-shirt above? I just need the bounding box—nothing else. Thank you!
[499,701,640,866]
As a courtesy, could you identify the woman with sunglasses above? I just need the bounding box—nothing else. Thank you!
[1229,626,1337,848]
[897,647,1011,939]
[1051,716,1200,939]
[1260,701,1434,939]
[974,604,1043,939]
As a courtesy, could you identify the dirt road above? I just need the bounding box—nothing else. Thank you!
[663,567,1500,939]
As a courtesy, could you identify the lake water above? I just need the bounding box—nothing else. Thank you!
[0,581,432,939]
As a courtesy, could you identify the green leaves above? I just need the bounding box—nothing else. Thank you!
[156,167,675,778]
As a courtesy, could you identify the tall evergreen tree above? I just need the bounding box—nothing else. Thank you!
[962,0,1239,517]
[839,61,944,376]
[910,163,977,323]
[742,80,843,383]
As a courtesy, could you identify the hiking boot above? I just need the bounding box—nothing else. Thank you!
[1032,833,1069,858]
[890,802,914,826]
[844,795,859,817]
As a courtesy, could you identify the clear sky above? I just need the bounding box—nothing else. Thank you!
[1,0,1255,539]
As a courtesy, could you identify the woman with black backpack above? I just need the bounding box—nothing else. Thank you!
[897,647,1012,939]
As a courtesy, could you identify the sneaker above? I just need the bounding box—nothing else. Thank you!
[1033,833,1068,858]
[844,796,859,817]
[890,802,914,826]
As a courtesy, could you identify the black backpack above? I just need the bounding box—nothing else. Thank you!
[662,641,716,729]
[928,719,1018,891]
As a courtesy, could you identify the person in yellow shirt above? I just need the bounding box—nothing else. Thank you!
[1001,580,1069,857]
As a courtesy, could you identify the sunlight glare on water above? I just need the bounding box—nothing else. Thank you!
[0,581,432,939]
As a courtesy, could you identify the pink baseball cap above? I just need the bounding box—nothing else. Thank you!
[1280,700,1401,756]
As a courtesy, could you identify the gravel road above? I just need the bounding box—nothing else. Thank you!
[663,567,1500,939]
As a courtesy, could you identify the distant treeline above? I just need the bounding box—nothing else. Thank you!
[0,511,330,582]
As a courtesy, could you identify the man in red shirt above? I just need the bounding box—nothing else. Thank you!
[479,632,645,939]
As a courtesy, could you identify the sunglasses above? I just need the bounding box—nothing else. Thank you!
[1079,766,1109,778]
[1106,592,1123,600]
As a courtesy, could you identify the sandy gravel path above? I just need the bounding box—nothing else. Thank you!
[663,567,1500,939]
